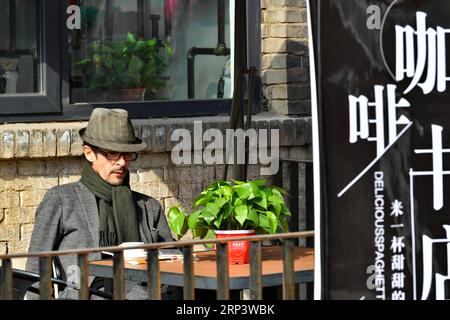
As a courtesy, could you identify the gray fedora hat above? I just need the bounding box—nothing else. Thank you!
[79,108,147,152]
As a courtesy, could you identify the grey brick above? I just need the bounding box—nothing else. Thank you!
[300,55,310,68]
[133,123,142,141]
[292,117,312,146]
[141,125,153,152]
[0,160,17,179]
[271,84,310,100]
[279,119,295,146]
[270,24,308,38]
[139,153,170,169]
[262,38,287,53]
[43,129,57,157]
[18,160,46,176]
[262,69,287,84]
[70,129,83,156]
[261,0,267,9]
[270,0,306,8]
[261,23,269,38]
[287,68,310,83]
[57,129,71,157]
[0,131,15,159]
[285,39,309,54]
[270,100,311,116]
[267,9,307,23]
[29,130,43,158]
[152,125,167,153]
[15,131,29,158]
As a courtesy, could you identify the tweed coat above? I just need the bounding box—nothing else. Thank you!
[25,181,175,299]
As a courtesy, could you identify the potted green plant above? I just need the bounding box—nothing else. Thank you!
[168,179,291,264]
[76,32,172,101]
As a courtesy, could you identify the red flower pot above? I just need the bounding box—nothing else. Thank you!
[214,230,256,264]
[115,88,145,101]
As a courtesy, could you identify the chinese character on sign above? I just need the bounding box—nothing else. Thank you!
[390,200,404,217]
[392,254,405,271]
[396,11,450,94]
[348,85,411,157]
[413,125,450,211]
[392,290,406,300]
[392,272,406,289]
[391,236,406,254]
[421,225,450,300]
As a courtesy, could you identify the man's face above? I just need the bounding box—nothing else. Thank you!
[83,145,133,186]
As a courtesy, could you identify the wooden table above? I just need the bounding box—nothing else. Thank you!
[89,246,314,290]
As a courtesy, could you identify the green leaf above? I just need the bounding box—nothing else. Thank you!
[127,32,137,44]
[167,206,188,238]
[192,226,208,239]
[163,40,173,56]
[268,194,284,205]
[270,202,281,215]
[201,207,216,225]
[252,179,267,187]
[75,59,91,65]
[206,202,220,216]
[258,214,271,233]
[220,185,233,199]
[252,194,267,209]
[214,212,224,229]
[246,208,259,226]
[281,205,291,217]
[267,211,278,234]
[127,55,144,75]
[187,210,202,230]
[262,187,273,198]
[273,185,289,196]
[147,39,158,47]
[278,217,289,233]
[223,202,233,220]
[235,205,248,226]
[203,229,216,248]
[234,183,252,199]
[134,40,148,51]
[248,181,262,199]
[193,191,212,208]
[214,197,227,209]
[113,59,127,75]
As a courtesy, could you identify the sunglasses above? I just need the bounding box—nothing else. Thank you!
[92,147,138,162]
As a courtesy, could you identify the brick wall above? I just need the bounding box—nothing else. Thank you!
[0,115,311,269]
[261,0,310,115]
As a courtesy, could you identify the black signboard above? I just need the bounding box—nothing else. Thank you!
[309,0,450,299]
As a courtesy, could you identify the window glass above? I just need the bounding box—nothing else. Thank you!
[70,0,233,103]
[0,0,39,95]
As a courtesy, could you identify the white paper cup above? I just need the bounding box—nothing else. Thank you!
[119,242,146,261]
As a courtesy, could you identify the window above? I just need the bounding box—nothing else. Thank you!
[0,0,61,115]
[0,0,39,94]
[70,0,233,104]
[0,0,257,122]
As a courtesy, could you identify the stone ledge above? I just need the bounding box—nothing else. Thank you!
[0,114,311,160]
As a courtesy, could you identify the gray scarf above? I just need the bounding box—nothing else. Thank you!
[80,163,141,246]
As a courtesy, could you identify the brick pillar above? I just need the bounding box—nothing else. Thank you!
[261,0,310,116]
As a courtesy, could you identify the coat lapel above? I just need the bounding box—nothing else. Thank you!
[76,181,99,247]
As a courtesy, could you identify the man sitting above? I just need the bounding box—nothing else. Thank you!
[26,108,179,299]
